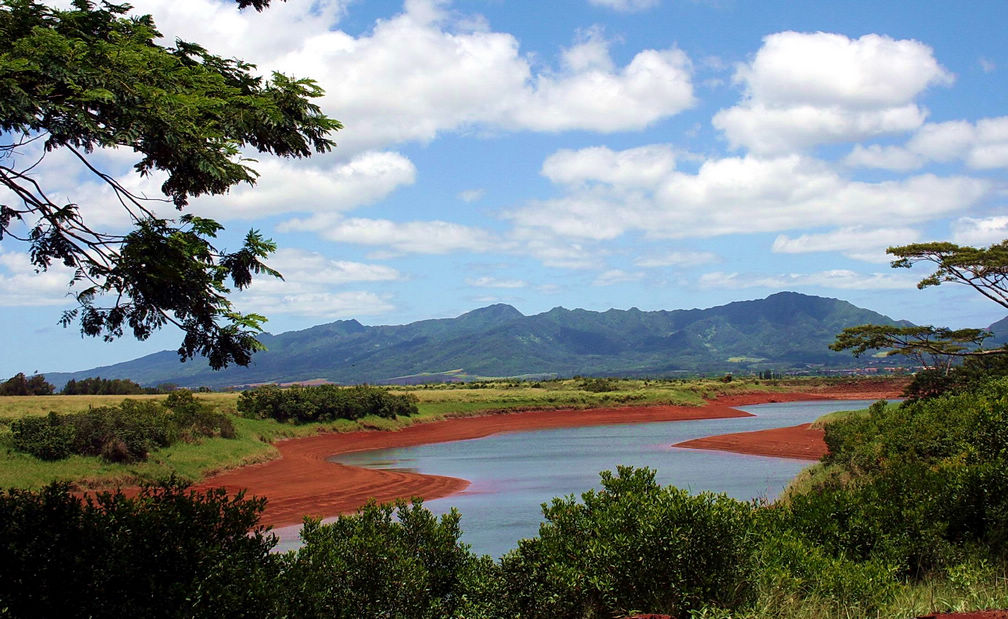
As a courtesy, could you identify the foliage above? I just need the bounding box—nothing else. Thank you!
[578,377,618,392]
[0,0,340,368]
[279,499,493,618]
[797,379,1008,576]
[889,240,1008,309]
[237,384,419,423]
[500,466,757,618]
[61,376,144,395]
[830,324,993,374]
[0,372,53,395]
[0,479,281,618]
[10,389,235,462]
[832,239,1008,398]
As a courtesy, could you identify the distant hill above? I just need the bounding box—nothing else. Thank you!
[46,291,917,389]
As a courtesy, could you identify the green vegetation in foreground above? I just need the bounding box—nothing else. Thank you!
[0,374,1002,617]
[0,377,779,490]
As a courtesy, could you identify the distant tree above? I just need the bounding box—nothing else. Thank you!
[832,239,1008,396]
[0,0,340,369]
[0,372,54,395]
[62,376,144,395]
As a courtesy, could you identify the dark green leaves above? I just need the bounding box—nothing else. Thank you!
[0,0,340,368]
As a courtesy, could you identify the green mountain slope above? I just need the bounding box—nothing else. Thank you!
[45,292,915,388]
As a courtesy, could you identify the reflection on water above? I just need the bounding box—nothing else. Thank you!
[274,399,879,557]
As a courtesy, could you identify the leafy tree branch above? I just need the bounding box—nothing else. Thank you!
[0,0,341,368]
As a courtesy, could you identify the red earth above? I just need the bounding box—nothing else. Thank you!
[194,386,899,528]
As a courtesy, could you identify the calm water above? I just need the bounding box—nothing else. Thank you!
[274,399,878,557]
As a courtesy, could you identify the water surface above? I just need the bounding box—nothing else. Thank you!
[276,399,877,557]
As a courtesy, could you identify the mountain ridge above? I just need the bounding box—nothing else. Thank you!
[45,291,940,389]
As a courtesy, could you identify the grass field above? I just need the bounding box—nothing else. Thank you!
[0,377,776,490]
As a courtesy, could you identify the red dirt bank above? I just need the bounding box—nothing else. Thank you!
[195,385,899,529]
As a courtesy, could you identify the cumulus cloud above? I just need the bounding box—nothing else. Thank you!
[280,216,503,255]
[0,251,77,307]
[233,248,401,318]
[699,269,916,290]
[714,32,953,154]
[191,151,417,221]
[847,117,1008,171]
[772,226,921,262]
[510,147,989,242]
[951,216,1008,246]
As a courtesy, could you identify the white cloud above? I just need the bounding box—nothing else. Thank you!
[980,57,996,73]
[699,269,916,290]
[191,151,417,221]
[458,189,485,203]
[951,216,1008,246]
[466,276,527,288]
[587,0,660,12]
[772,226,921,262]
[0,251,77,307]
[237,290,395,319]
[542,144,679,187]
[233,248,401,318]
[714,32,952,154]
[511,148,990,242]
[846,117,1008,171]
[844,144,924,171]
[281,216,502,255]
[593,269,644,286]
[635,251,719,267]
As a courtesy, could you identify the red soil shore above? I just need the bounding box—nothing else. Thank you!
[672,423,828,461]
[195,386,898,528]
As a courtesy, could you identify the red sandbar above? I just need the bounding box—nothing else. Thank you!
[673,423,827,461]
[195,387,898,528]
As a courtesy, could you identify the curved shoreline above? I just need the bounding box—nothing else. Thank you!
[196,389,894,528]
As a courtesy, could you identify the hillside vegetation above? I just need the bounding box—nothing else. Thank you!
[45,292,922,389]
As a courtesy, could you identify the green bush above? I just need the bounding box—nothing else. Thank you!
[9,391,235,463]
[9,413,75,460]
[237,384,418,423]
[279,499,492,618]
[0,481,281,618]
[500,466,756,618]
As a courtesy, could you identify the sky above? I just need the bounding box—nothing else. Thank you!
[2,0,1008,377]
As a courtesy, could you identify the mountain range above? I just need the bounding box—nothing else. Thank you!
[44,291,1007,389]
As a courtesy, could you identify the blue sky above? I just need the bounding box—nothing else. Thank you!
[2,0,1008,377]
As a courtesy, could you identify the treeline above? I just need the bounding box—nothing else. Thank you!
[9,391,234,463]
[0,373,54,396]
[0,373,195,396]
[237,384,418,423]
[61,377,145,395]
[2,379,1007,616]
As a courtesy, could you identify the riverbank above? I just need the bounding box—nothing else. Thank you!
[197,386,898,528]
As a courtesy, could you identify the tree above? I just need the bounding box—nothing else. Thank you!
[0,0,341,369]
[832,240,1008,394]
[0,372,54,395]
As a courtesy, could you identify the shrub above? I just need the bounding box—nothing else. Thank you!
[279,499,490,618]
[237,384,418,423]
[10,413,75,460]
[499,466,756,618]
[9,392,236,463]
[0,480,281,618]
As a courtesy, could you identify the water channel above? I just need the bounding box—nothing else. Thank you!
[275,399,878,557]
